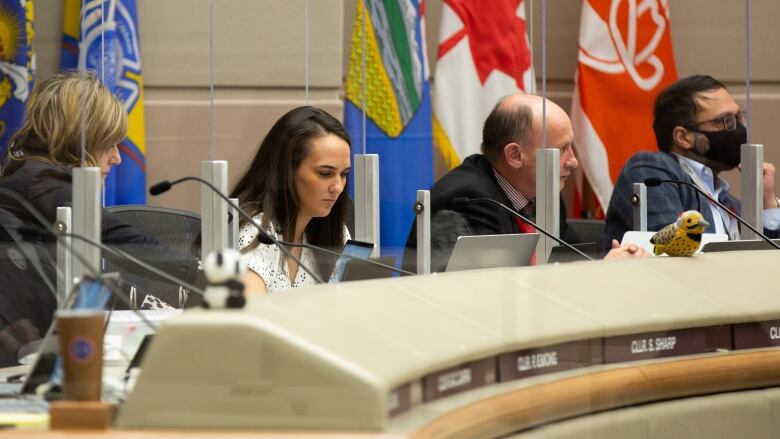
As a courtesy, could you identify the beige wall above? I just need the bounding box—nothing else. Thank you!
[35,0,780,213]
[36,0,344,212]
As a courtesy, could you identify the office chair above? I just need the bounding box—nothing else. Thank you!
[430,209,474,273]
[105,205,201,308]
[567,218,606,245]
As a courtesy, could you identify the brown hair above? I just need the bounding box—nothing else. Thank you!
[230,106,351,278]
[2,70,127,175]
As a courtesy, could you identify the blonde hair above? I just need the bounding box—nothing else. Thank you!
[4,70,127,171]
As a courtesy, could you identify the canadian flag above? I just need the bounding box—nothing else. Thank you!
[433,0,534,170]
[571,0,678,210]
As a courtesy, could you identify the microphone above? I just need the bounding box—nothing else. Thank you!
[151,177,414,278]
[643,177,780,250]
[450,197,593,261]
[148,180,172,196]
[18,225,205,296]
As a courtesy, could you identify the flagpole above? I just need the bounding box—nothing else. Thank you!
[527,0,535,95]
[304,0,310,104]
[360,0,367,236]
[100,0,105,84]
[540,0,546,149]
[361,0,367,157]
[744,0,751,144]
[100,0,106,208]
[80,8,86,168]
[208,0,216,161]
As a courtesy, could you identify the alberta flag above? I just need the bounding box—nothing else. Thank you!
[344,0,433,257]
[61,0,147,205]
[0,0,35,159]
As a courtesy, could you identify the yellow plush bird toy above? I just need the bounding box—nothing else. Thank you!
[650,210,710,257]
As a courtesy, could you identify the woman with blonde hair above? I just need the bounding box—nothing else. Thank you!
[0,71,200,363]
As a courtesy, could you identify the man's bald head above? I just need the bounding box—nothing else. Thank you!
[481,92,577,198]
[481,93,570,162]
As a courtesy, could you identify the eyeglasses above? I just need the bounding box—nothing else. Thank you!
[688,111,747,131]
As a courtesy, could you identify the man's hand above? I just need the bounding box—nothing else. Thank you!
[604,239,649,260]
[763,162,778,209]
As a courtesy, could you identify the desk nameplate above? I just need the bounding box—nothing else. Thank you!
[422,357,495,402]
[733,320,780,349]
[603,325,731,363]
[497,339,601,382]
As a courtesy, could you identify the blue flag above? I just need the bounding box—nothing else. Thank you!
[62,0,147,206]
[0,0,35,159]
[344,0,433,258]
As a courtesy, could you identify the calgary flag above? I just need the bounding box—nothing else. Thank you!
[433,0,534,171]
[571,0,677,210]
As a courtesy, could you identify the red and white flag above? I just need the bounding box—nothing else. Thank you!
[433,0,534,170]
[571,0,677,209]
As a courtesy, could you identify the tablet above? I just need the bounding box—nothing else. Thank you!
[330,239,375,283]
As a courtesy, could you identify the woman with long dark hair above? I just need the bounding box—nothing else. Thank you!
[232,106,351,294]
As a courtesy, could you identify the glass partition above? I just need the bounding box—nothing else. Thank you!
[0,0,779,436]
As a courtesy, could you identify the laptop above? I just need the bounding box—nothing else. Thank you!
[547,242,598,263]
[0,275,116,409]
[330,239,375,283]
[445,233,539,272]
[701,239,780,253]
[341,256,398,281]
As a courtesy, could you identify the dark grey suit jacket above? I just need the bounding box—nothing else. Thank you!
[603,151,778,251]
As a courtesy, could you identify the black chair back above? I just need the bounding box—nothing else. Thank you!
[106,205,200,308]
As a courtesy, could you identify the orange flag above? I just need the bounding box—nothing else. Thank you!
[571,0,677,210]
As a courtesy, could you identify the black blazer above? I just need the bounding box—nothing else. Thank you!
[0,160,201,363]
[402,154,575,272]
[0,160,200,283]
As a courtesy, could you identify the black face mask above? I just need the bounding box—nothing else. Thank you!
[693,122,747,170]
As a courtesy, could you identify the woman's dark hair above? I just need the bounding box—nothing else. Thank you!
[230,106,351,278]
[653,74,726,152]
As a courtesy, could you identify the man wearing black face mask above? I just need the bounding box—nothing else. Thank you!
[602,75,780,250]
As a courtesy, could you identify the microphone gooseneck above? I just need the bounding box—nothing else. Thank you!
[152,177,413,279]
[279,240,414,276]
[17,224,205,296]
[67,231,205,296]
[642,178,780,250]
[451,197,594,261]
[153,177,322,282]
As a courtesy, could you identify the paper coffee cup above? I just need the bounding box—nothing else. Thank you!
[56,309,106,401]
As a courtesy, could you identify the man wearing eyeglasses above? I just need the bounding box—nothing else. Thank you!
[602,74,780,249]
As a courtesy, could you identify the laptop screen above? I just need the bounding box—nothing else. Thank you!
[330,240,374,283]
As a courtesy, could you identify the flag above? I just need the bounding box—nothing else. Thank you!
[571,0,677,210]
[61,0,146,205]
[433,0,534,171]
[0,0,35,158]
[344,0,433,257]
